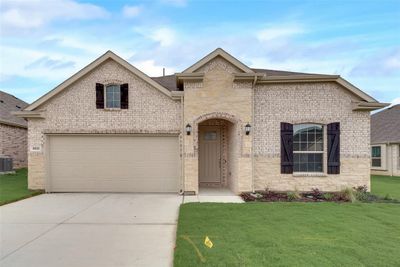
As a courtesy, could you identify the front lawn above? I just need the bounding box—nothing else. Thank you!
[371,175,400,199]
[0,168,43,205]
[174,203,400,266]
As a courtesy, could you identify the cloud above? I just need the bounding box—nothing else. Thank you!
[130,59,175,76]
[350,48,400,76]
[0,0,109,33]
[134,27,177,47]
[257,25,304,42]
[160,0,187,7]
[25,56,75,70]
[122,5,142,18]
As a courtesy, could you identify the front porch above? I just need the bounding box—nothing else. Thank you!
[183,187,244,203]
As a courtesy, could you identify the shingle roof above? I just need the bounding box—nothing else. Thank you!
[371,104,400,144]
[150,68,328,91]
[0,90,28,128]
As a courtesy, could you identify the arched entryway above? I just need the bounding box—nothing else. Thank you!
[197,118,240,192]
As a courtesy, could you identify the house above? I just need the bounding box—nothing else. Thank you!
[0,90,28,169]
[371,104,400,176]
[14,48,388,193]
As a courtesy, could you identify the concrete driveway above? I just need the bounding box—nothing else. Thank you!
[0,193,183,267]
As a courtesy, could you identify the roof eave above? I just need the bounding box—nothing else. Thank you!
[0,119,27,128]
[182,48,254,74]
[24,51,176,111]
[352,102,390,111]
[11,110,45,119]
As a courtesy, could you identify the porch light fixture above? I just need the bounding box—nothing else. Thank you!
[245,123,251,135]
[186,124,192,135]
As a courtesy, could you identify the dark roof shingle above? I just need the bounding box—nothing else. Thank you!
[371,104,400,144]
[0,91,28,128]
[150,68,328,91]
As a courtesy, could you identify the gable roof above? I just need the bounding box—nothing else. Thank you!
[183,48,254,73]
[25,51,175,111]
[0,90,28,128]
[22,48,385,113]
[371,104,400,144]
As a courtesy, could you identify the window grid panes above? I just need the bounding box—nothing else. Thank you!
[371,146,381,167]
[293,124,323,172]
[106,85,121,108]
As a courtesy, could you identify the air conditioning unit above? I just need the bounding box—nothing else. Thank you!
[0,157,13,172]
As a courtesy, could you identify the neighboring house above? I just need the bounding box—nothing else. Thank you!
[15,48,388,193]
[371,105,400,176]
[0,90,28,169]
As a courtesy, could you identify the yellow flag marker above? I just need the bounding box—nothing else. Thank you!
[204,236,213,248]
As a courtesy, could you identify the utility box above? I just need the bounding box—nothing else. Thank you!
[0,157,13,172]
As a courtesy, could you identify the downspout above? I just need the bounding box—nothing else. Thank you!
[251,75,257,193]
[180,94,185,194]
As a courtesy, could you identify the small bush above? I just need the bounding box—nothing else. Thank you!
[287,191,301,201]
[322,193,334,201]
[384,194,393,200]
[311,188,323,199]
[340,188,356,203]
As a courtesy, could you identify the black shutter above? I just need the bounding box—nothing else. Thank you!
[281,122,293,174]
[96,83,104,109]
[120,83,129,109]
[327,122,340,174]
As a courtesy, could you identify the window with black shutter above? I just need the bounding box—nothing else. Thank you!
[95,83,104,109]
[120,83,129,109]
[327,122,340,174]
[281,122,293,174]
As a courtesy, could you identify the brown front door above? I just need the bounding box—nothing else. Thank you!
[199,126,221,185]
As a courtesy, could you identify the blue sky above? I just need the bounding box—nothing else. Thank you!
[1,0,399,105]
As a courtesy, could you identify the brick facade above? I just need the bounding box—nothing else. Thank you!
[254,82,371,191]
[0,123,27,169]
[27,59,181,189]
[26,54,373,193]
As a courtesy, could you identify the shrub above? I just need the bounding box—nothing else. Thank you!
[322,193,334,201]
[311,188,323,199]
[384,194,393,200]
[340,188,356,203]
[287,191,301,201]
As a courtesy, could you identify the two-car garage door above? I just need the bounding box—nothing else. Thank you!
[47,135,180,192]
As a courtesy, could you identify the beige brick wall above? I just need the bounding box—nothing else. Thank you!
[27,59,182,189]
[254,82,371,191]
[183,56,253,194]
[0,123,27,169]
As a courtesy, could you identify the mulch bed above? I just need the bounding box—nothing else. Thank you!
[240,189,349,202]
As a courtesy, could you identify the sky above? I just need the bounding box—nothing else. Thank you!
[1,0,399,105]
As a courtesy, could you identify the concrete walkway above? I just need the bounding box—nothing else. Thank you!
[0,193,182,267]
[183,188,244,203]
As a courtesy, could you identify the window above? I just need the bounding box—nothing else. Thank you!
[371,146,381,167]
[398,145,400,170]
[293,124,323,172]
[105,85,121,108]
[204,131,217,140]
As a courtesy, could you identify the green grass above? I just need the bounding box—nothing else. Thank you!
[371,175,400,199]
[0,168,43,205]
[174,203,400,266]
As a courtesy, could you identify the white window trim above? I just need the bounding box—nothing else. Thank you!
[397,144,400,170]
[104,84,121,110]
[292,123,326,175]
[371,144,387,170]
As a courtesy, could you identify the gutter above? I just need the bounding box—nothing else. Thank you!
[251,76,256,193]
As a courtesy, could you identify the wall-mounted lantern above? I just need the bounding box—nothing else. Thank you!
[186,124,192,135]
[245,123,251,135]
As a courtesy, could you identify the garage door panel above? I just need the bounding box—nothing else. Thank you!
[48,135,180,192]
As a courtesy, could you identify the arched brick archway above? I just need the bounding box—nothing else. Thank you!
[190,112,243,190]
[192,112,243,156]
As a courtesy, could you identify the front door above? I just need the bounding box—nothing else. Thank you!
[199,126,221,185]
